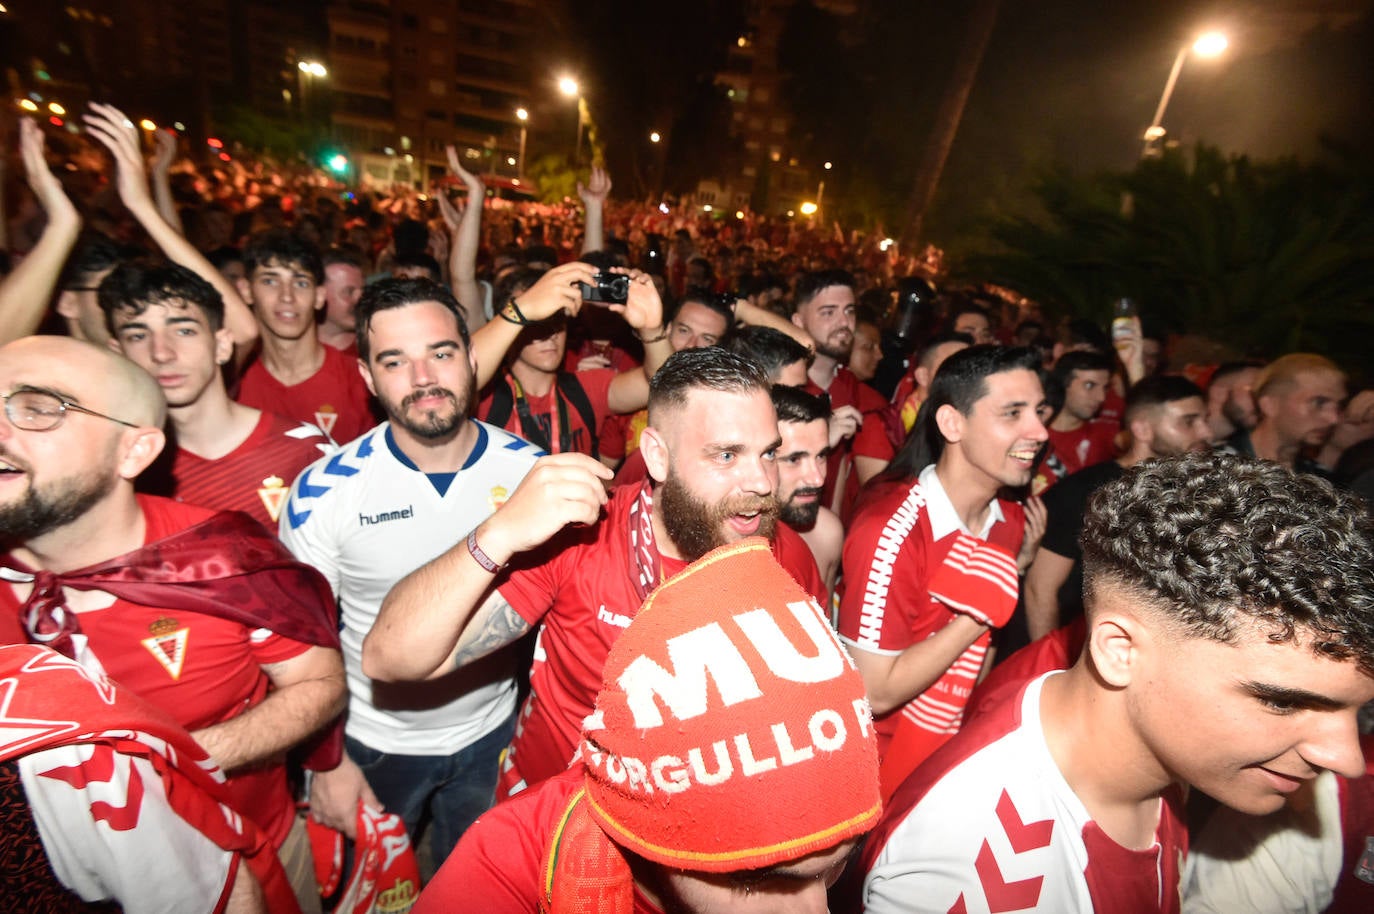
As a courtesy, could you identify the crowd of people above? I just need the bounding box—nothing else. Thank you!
[1,103,1373,913]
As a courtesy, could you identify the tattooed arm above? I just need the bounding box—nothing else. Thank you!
[363,453,611,682]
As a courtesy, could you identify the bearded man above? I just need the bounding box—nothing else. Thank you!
[361,347,824,799]
[278,278,543,871]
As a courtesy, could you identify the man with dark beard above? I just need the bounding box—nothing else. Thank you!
[772,384,844,600]
[362,347,825,800]
[0,335,345,913]
[790,270,896,518]
[278,278,542,871]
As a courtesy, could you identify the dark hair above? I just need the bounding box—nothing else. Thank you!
[723,326,812,382]
[917,331,974,369]
[675,288,735,326]
[579,249,619,271]
[648,347,770,425]
[886,345,1044,480]
[1051,350,1114,386]
[323,245,367,271]
[98,260,226,332]
[1208,360,1265,391]
[771,384,830,425]
[392,219,430,257]
[1059,318,1110,354]
[1081,452,1374,676]
[205,246,244,274]
[59,232,143,290]
[945,302,989,332]
[242,229,324,284]
[792,269,855,311]
[392,251,442,281]
[494,266,545,309]
[1124,375,1204,423]
[354,277,470,362]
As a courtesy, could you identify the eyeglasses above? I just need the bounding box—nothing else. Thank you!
[2,388,139,432]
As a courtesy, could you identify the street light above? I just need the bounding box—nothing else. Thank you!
[514,106,529,178]
[298,60,328,78]
[1141,31,1228,158]
[558,76,587,161]
[649,131,661,144]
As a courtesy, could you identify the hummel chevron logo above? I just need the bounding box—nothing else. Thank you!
[949,790,1055,914]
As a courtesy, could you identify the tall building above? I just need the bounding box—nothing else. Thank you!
[328,0,538,187]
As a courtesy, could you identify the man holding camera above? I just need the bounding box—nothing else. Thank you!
[473,264,671,457]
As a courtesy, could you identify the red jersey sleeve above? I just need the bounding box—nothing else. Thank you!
[837,487,931,654]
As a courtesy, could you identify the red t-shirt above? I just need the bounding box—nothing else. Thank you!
[837,474,1025,758]
[478,368,617,457]
[420,767,662,914]
[494,485,824,798]
[0,496,313,847]
[147,411,332,530]
[808,367,898,521]
[1046,421,1117,477]
[237,343,376,445]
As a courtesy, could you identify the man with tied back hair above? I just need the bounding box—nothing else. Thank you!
[363,347,824,801]
[857,452,1374,914]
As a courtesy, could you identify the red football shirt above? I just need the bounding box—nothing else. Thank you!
[837,471,1025,758]
[1046,423,1117,478]
[494,485,824,798]
[807,367,898,521]
[0,496,313,846]
[420,768,662,914]
[478,368,617,457]
[147,411,332,530]
[237,343,376,445]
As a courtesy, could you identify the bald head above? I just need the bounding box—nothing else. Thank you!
[0,336,166,429]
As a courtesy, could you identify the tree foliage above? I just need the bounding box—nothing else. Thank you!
[961,144,1374,368]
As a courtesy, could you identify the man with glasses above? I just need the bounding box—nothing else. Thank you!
[0,335,346,912]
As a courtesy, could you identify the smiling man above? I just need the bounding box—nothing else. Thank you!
[278,278,542,870]
[235,230,376,444]
[858,452,1374,913]
[839,345,1048,797]
[362,347,824,800]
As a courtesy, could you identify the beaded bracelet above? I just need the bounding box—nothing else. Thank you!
[498,297,528,325]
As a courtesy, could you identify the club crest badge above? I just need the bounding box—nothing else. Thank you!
[141,617,188,680]
[258,475,288,523]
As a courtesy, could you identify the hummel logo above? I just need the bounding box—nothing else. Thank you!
[360,505,414,526]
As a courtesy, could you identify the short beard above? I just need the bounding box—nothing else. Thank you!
[0,471,115,546]
[657,470,779,561]
[390,386,465,440]
[778,489,822,530]
[816,336,853,362]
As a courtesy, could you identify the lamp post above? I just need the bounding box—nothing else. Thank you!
[558,76,585,161]
[296,59,328,125]
[515,106,529,178]
[1141,31,1227,159]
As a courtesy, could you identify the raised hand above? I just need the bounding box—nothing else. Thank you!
[477,453,613,559]
[577,166,612,207]
[18,118,77,224]
[83,102,156,214]
[510,260,598,323]
[607,267,662,332]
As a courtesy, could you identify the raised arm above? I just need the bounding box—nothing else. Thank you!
[149,128,185,236]
[0,119,82,345]
[363,452,613,682]
[469,259,599,390]
[578,166,611,254]
[437,145,487,331]
[734,297,814,348]
[605,267,671,414]
[83,103,258,358]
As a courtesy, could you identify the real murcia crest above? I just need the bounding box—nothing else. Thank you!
[257,475,288,523]
[141,617,189,680]
[314,405,338,437]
